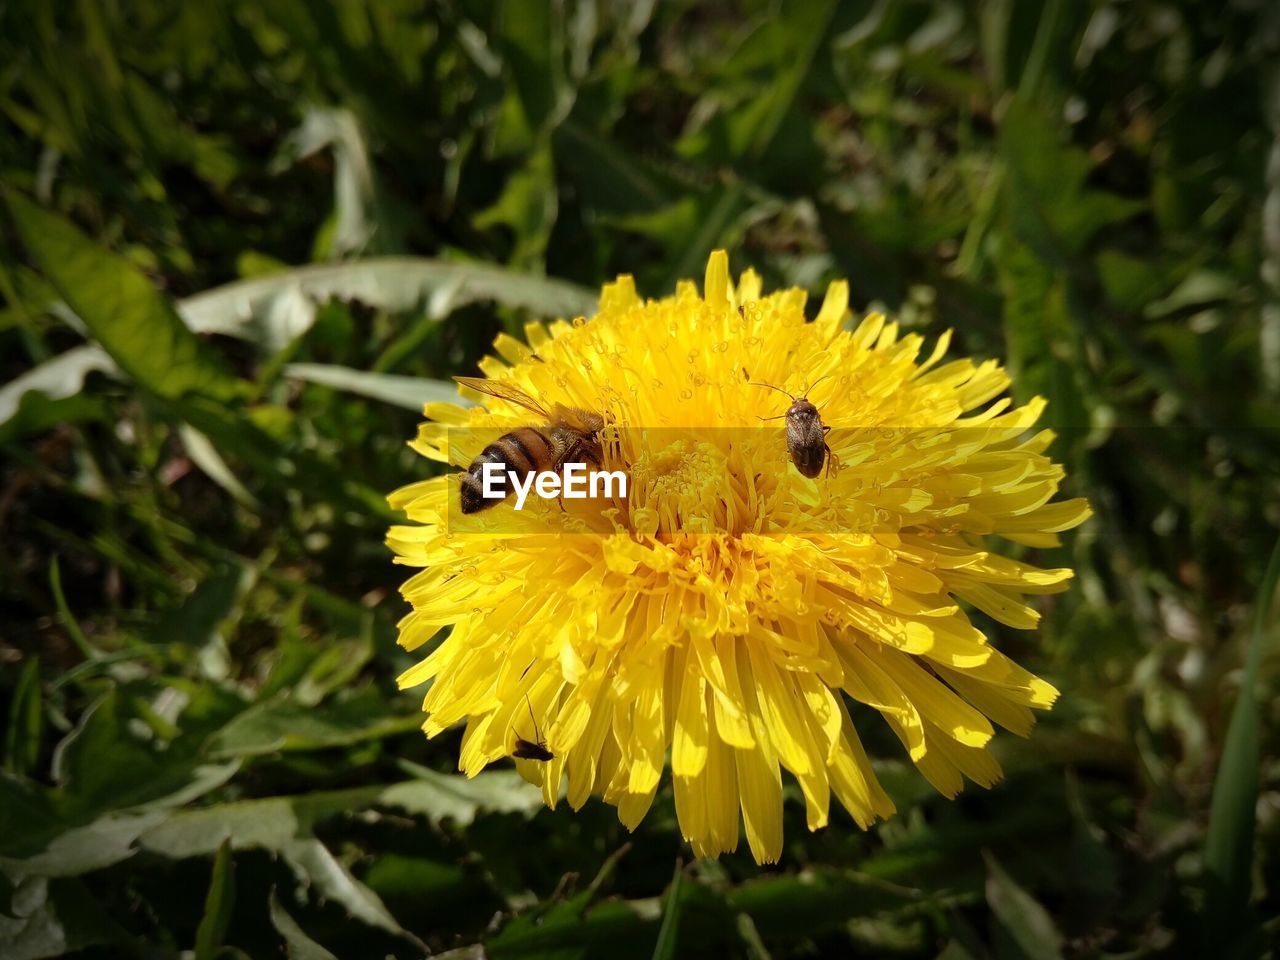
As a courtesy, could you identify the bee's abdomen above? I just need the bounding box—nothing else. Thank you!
[460,428,554,513]
[500,427,556,473]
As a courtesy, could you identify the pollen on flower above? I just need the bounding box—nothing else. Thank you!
[387,249,1091,864]
[630,440,730,535]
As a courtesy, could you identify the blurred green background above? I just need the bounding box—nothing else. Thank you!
[2,1,1279,957]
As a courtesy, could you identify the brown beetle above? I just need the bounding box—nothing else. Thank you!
[750,375,835,479]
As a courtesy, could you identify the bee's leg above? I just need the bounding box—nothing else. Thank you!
[550,436,580,474]
[824,442,840,478]
[551,471,569,513]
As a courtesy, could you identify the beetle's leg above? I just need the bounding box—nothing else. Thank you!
[824,442,840,478]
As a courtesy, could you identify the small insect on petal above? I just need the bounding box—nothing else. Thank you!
[513,737,555,762]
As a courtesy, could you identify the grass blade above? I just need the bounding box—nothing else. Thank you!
[1202,536,1280,952]
[49,558,101,661]
[194,839,236,960]
[3,659,43,778]
[650,860,684,960]
[984,852,1063,960]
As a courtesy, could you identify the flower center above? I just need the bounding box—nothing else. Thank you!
[629,438,728,536]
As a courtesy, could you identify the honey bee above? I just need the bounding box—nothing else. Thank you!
[454,376,607,514]
[750,375,835,479]
[512,696,554,762]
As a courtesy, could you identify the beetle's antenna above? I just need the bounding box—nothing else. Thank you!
[748,380,797,402]
[801,374,832,398]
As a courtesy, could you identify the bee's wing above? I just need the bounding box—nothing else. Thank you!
[547,404,600,431]
[454,376,551,419]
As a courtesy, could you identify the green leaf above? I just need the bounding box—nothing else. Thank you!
[0,871,14,918]
[282,363,466,411]
[0,390,107,444]
[268,889,339,960]
[48,688,235,824]
[1143,269,1239,320]
[740,0,838,161]
[361,854,469,904]
[491,0,573,153]
[474,146,559,269]
[3,190,241,403]
[0,808,167,878]
[4,659,43,778]
[0,263,60,331]
[983,853,1063,960]
[138,770,541,861]
[1094,249,1168,312]
[636,185,752,293]
[150,563,252,679]
[148,804,416,947]
[937,940,982,960]
[485,892,651,960]
[1201,536,1280,955]
[177,424,259,509]
[276,107,404,258]
[728,869,920,941]
[0,877,128,960]
[0,345,115,431]
[4,256,597,432]
[177,257,598,343]
[131,770,538,945]
[553,122,674,216]
[1062,773,1119,922]
[194,839,236,960]
[171,395,391,521]
[998,98,1144,258]
[995,238,1089,438]
[485,879,734,960]
[0,774,64,862]
[205,691,421,759]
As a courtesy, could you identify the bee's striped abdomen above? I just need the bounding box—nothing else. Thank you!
[460,427,555,513]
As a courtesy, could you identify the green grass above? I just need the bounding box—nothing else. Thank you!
[2,1,1278,957]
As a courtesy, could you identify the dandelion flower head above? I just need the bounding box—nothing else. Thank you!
[387,252,1090,863]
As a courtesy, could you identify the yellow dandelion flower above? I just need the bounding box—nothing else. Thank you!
[387,251,1091,864]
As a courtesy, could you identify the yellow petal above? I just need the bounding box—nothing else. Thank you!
[704,250,730,308]
[672,646,710,777]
